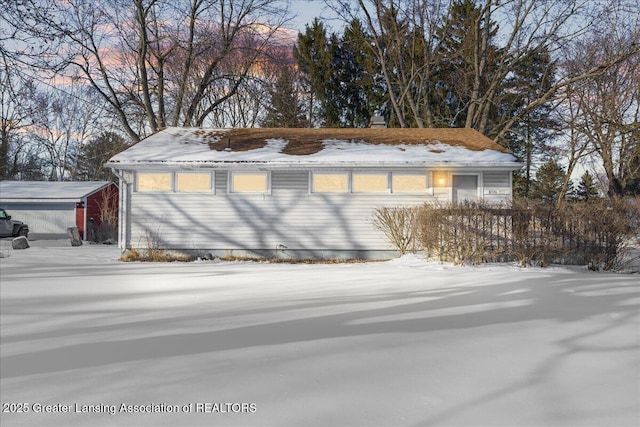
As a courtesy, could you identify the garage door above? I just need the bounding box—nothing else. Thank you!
[0,203,76,238]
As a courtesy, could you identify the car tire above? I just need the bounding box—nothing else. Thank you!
[18,228,28,238]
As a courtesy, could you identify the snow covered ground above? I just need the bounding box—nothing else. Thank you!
[1,240,639,427]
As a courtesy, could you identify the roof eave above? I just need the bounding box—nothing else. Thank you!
[0,198,82,204]
[107,160,523,170]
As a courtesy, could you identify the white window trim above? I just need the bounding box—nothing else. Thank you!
[309,170,436,195]
[135,171,217,193]
[228,171,271,194]
[391,171,433,195]
[135,171,173,193]
[174,171,215,194]
[310,171,351,194]
[352,171,391,194]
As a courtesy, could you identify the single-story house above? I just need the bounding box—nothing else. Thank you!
[0,181,118,240]
[106,127,523,259]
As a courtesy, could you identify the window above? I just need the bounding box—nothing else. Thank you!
[312,173,349,193]
[176,173,212,192]
[353,173,389,192]
[231,173,268,193]
[392,173,428,193]
[137,173,172,192]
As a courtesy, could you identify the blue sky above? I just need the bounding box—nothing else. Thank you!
[289,0,337,31]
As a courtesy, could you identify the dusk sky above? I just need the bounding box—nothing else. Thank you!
[290,0,339,31]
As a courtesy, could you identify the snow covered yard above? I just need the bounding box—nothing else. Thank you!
[1,242,638,427]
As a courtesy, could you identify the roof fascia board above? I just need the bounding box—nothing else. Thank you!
[107,162,523,171]
[0,198,80,204]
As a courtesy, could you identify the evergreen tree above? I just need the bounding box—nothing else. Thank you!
[433,0,559,186]
[334,19,383,128]
[565,179,579,202]
[261,66,304,128]
[293,19,334,127]
[501,48,559,197]
[324,32,343,127]
[576,170,600,201]
[293,19,384,128]
[434,0,499,128]
[512,170,529,199]
[376,4,424,127]
[622,144,639,195]
[531,159,566,203]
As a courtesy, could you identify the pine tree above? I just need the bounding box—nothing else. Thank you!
[512,170,529,199]
[261,66,304,128]
[502,48,559,197]
[293,19,334,127]
[334,19,383,128]
[576,171,600,201]
[434,0,499,128]
[531,159,566,203]
[293,18,385,128]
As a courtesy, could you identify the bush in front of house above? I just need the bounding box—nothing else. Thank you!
[370,206,421,256]
[120,248,194,262]
[372,198,639,270]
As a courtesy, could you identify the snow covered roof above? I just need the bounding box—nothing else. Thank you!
[107,127,522,169]
[0,181,114,203]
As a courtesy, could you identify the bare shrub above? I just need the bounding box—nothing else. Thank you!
[371,206,421,256]
[121,226,193,262]
[510,199,555,267]
[119,224,193,262]
[139,226,165,261]
[94,186,118,242]
[567,198,639,270]
[416,198,637,269]
[420,201,509,265]
[119,248,193,262]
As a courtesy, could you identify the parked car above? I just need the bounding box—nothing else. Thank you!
[0,208,29,238]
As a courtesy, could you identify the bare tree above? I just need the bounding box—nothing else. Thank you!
[326,0,448,128]
[562,19,640,198]
[3,0,293,142]
[0,51,44,179]
[327,0,640,142]
[28,81,103,180]
[552,85,596,203]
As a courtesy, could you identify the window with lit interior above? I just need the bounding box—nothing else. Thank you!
[231,173,268,193]
[392,173,428,193]
[352,173,389,192]
[312,173,349,193]
[137,173,172,192]
[175,173,212,192]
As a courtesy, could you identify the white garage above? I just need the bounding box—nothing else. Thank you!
[0,181,118,239]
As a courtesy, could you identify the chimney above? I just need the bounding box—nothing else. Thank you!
[369,115,386,128]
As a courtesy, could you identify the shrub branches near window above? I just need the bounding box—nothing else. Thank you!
[372,198,639,270]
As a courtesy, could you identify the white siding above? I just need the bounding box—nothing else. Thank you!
[482,171,512,203]
[127,170,443,254]
[123,168,513,256]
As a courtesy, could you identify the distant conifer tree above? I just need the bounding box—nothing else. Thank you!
[576,171,600,201]
[261,66,304,128]
[531,159,566,203]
